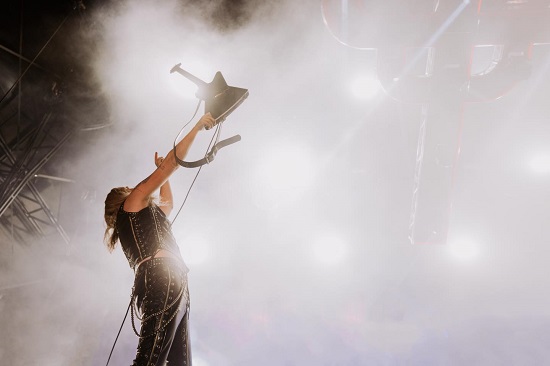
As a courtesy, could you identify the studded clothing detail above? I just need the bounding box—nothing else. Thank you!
[130,258,191,366]
[116,203,189,272]
[115,203,192,366]
[131,258,189,338]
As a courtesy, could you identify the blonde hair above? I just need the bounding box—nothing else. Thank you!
[104,187,132,252]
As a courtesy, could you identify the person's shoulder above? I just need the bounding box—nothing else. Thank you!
[120,202,150,215]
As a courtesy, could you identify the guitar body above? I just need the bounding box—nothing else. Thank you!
[203,73,249,126]
[170,64,248,167]
[171,65,249,127]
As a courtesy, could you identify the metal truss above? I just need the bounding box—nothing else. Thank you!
[0,79,73,246]
[0,0,86,247]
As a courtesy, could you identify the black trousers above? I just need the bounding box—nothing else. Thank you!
[131,257,191,366]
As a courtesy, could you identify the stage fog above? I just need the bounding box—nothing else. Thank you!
[1,0,549,365]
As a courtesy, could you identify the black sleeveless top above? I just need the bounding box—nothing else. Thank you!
[116,202,188,272]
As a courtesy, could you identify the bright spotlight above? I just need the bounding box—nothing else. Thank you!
[448,238,480,262]
[312,232,348,265]
[350,74,381,100]
[529,154,550,175]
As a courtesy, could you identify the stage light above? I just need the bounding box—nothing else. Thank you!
[529,154,550,175]
[448,237,481,262]
[350,74,381,100]
[311,232,348,265]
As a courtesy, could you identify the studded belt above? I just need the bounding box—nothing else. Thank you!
[134,252,183,273]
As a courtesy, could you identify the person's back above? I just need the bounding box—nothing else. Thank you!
[116,202,186,272]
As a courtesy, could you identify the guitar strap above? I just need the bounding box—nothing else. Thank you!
[173,132,241,168]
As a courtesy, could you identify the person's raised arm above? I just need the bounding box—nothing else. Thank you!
[123,113,215,212]
[154,152,174,216]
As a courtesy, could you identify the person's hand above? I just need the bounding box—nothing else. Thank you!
[195,113,216,131]
[154,152,164,167]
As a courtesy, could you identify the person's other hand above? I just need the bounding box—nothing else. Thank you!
[154,152,165,167]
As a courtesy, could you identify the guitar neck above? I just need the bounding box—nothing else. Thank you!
[170,64,207,88]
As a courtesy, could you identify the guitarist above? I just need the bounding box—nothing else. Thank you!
[103,113,215,365]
